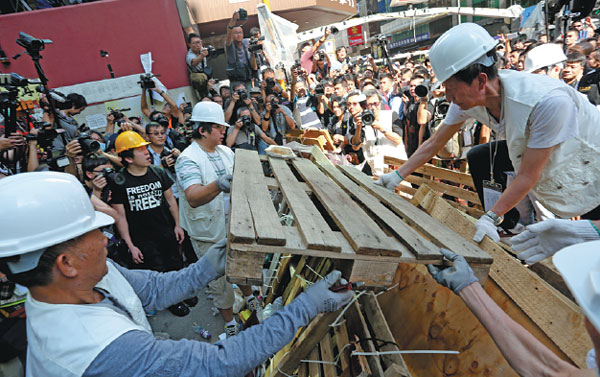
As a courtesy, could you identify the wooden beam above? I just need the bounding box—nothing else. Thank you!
[292,158,404,257]
[310,147,441,260]
[412,184,591,368]
[359,294,412,376]
[384,155,476,188]
[345,301,385,377]
[225,248,264,286]
[338,165,492,264]
[270,157,342,252]
[333,321,351,372]
[229,151,256,244]
[270,312,339,377]
[307,348,322,377]
[404,174,480,204]
[319,332,337,377]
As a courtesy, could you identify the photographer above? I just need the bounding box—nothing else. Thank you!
[325,96,350,150]
[299,28,330,74]
[259,94,295,152]
[224,82,261,125]
[40,92,87,153]
[225,10,257,89]
[250,27,270,75]
[140,87,184,131]
[226,107,276,151]
[261,67,288,100]
[290,68,322,129]
[312,49,331,81]
[345,91,370,173]
[331,46,350,73]
[146,122,180,199]
[186,33,214,100]
[361,89,407,175]
[402,75,432,157]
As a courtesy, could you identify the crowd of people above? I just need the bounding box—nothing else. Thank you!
[1,8,600,376]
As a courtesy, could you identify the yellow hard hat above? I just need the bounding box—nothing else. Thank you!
[115,131,150,154]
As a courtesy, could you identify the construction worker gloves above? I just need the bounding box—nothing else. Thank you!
[304,270,353,313]
[428,249,479,294]
[216,174,233,193]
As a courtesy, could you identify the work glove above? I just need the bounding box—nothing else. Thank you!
[427,248,479,294]
[374,170,404,191]
[216,174,233,193]
[304,270,353,313]
[511,219,600,265]
[204,238,227,276]
[473,213,500,243]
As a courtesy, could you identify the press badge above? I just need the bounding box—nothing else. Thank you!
[482,179,502,211]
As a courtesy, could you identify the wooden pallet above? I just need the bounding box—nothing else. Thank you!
[375,183,591,375]
[226,148,492,288]
[384,155,484,218]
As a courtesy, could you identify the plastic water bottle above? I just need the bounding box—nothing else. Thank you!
[193,324,211,340]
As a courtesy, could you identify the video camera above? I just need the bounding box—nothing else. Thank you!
[138,73,159,90]
[249,36,265,52]
[109,107,130,121]
[375,34,389,47]
[237,8,248,21]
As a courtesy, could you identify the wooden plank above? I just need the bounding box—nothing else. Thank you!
[319,332,337,377]
[270,312,339,377]
[236,149,287,246]
[384,155,476,188]
[333,321,351,373]
[350,260,397,288]
[359,294,412,376]
[338,165,492,264]
[269,157,341,252]
[310,147,441,260]
[404,174,480,204]
[225,248,263,286]
[298,363,308,377]
[264,176,311,193]
[307,348,322,377]
[293,158,404,257]
[229,151,256,244]
[345,301,385,377]
[412,184,591,368]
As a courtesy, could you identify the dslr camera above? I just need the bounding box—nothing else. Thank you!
[160,149,176,173]
[239,115,252,130]
[109,107,130,121]
[236,89,248,102]
[77,133,101,156]
[98,167,126,188]
[138,73,158,90]
[249,35,265,52]
[316,50,326,61]
[360,109,375,126]
[237,8,248,21]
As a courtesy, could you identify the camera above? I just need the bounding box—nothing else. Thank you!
[314,81,326,96]
[317,50,326,61]
[249,36,265,52]
[138,73,158,90]
[236,89,248,101]
[160,149,176,173]
[375,34,388,46]
[270,98,279,110]
[151,113,170,128]
[109,107,130,121]
[433,99,450,119]
[265,77,276,89]
[237,8,248,21]
[361,109,375,126]
[415,84,429,98]
[99,167,125,188]
[25,122,56,150]
[77,133,101,155]
[239,115,252,129]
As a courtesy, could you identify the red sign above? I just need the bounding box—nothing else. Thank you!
[347,25,364,46]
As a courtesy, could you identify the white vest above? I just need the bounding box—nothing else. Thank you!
[25,261,152,377]
[463,70,600,218]
[178,142,234,242]
[364,110,408,175]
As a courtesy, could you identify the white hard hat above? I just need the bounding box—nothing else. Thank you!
[524,43,567,72]
[429,23,498,83]
[553,240,600,333]
[0,172,114,273]
[189,101,230,127]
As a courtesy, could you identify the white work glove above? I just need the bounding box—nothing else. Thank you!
[427,249,479,294]
[203,238,227,276]
[216,174,233,193]
[304,270,353,313]
[375,170,404,191]
[473,213,500,243]
[511,219,600,265]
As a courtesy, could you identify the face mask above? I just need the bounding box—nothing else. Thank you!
[98,142,106,152]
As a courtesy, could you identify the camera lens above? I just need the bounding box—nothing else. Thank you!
[415,84,429,98]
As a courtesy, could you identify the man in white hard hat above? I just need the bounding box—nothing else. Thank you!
[377,22,600,243]
[523,43,567,79]
[175,101,256,337]
[427,243,600,376]
[0,172,352,377]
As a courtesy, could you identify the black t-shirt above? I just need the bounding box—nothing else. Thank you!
[404,99,433,157]
[110,166,174,242]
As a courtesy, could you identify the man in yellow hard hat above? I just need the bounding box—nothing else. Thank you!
[110,131,191,317]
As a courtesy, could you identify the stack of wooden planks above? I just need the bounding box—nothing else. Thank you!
[226,148,492,289]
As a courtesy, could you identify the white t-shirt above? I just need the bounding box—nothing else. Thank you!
[443,88,578,149]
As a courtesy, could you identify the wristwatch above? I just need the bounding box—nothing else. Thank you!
[484,210,503,226]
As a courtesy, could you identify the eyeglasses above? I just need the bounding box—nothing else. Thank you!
[149,132,166,136]
[367,102,380,108]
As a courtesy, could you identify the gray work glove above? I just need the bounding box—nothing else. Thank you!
[512,219,600,265]
[427,248,479,294]
[204,238,227,276]
[374,170,404,191]
[304,270,353,313]
[216,174,233,193]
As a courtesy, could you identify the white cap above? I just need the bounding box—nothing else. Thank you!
[553,240,600,333]
[524,43,567,72]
